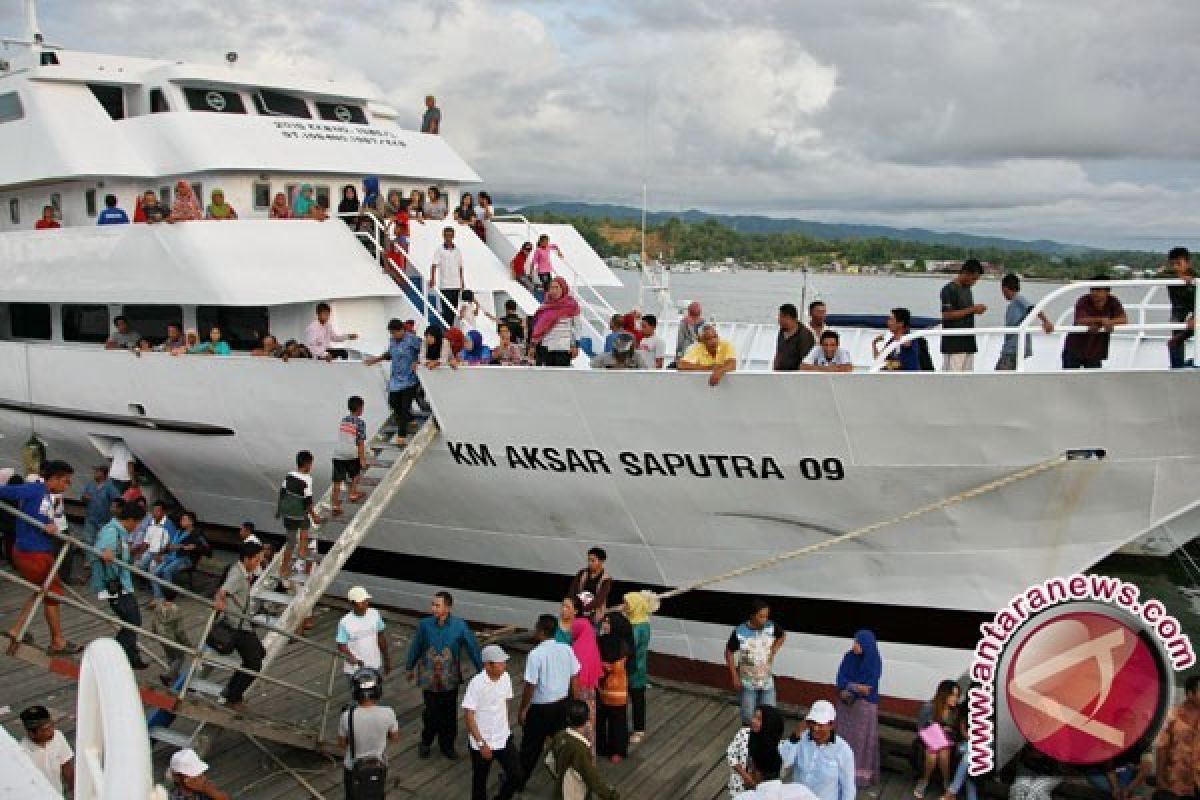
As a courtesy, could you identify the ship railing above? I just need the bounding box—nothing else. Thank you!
[492,213,617,345]
[0,499,352,725]
[870,278,1195,372]
[336,211,455,331]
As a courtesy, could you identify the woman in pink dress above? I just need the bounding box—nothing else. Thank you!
[561,595,604,757]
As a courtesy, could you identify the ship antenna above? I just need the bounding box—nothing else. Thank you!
[24,0,42,45]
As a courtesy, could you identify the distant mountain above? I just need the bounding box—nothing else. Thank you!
[513,202,1098,257]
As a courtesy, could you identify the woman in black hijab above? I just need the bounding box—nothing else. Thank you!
[337,184,359,228]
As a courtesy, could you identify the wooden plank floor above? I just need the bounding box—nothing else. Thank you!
[0,565,1017,800]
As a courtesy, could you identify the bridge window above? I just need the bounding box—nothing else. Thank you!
[62,304,110,344]
[0,92,23,124]
[150,88,169,113]
[315,185,330,209]
[85,189,97,217]
[183,88,246,114]
[253,89,311,119]
[8,303,51,340]
[196,306,268,351]
[122,304,183,346]
[87,84,125,120]
[8,198,18,225]
[316,101,367,125]
[49,193,61,215]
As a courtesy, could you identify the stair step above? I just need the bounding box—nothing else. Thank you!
[186,678,226,697]
[253,589,295,605]
[149,726,196,749]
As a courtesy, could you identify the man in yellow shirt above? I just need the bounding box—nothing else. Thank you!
[679,325,737,386]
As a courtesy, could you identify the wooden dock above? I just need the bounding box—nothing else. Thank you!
[0,562,1053,799]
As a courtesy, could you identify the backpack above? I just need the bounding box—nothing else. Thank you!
[348,707,387,800]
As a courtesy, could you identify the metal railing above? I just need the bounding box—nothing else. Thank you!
[0,499,350,729]
[492,214,615,346]
[336,211,456,331]
[870,278,1195,372]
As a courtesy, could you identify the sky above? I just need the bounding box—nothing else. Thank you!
[15,0,1200,250]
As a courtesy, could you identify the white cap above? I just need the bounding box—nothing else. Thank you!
[481,644,509,663]
[170,748,208,778]
[806,700,837,725]
[347,586,371,603]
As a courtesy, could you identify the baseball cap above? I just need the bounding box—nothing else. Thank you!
[170,748,209,778]
[347,587,371,603]
[481,644,509,663]
[806,699,836,725]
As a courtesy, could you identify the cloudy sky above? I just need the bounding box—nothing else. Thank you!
[19,0,1200,249]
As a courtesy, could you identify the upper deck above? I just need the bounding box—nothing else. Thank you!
[0,44,479,187]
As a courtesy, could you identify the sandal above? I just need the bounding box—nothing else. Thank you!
[331,507,344,517]
[349,492,367,504]
[47,641,83,656]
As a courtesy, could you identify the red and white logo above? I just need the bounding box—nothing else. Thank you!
[1004,611,1163,766]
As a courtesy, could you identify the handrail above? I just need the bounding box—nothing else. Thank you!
[493,212,618,316]
[0,500,344,659]
[1014,277,1194,364]
[335,211,456,330]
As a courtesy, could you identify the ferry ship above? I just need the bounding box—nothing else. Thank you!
[0,15,1196,711]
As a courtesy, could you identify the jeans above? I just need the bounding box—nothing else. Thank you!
[421,689,459,755]
[994,353,1017,371]
[108,591,142,664]
[223,629,265,703]
[469,736,522,800]
[388,387,419,440]
[948,748,978,800]
[152,558,191,600]
[739,685,776,725]
[518,698,568,790]
[1168,330,1194,368]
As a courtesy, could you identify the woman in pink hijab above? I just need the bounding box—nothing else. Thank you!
[529,276,580,367]
[562,594,604,757]
[169,180,203,222]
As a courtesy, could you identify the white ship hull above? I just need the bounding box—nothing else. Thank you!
[2,348,1196,707]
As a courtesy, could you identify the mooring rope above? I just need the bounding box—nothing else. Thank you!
[647,451,1091,606]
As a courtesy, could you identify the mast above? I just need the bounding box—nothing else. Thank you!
[24,0,41,44]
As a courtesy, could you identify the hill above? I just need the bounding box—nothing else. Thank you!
[515,202,1100,257]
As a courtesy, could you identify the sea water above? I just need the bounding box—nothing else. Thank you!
[598,271,1166,328]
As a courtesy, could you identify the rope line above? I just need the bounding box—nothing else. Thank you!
[651,454,1073,605]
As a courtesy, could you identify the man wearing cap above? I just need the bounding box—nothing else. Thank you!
[406,590,483,760]
[17,705,73,794]
[168,748,230,799]
[779,700,856,800]
[463,644,523,800]
[337,587,391,687]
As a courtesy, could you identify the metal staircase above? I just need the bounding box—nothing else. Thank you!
[0,414,440,758]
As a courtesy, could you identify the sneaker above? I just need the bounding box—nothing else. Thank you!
[610,755,623,764]
[418,743,431,759]
[629,731,644,745]
[914,782,928,799]
[129,658,151,670]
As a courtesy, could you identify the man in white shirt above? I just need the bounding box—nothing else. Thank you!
[137,500,176,572]
[108,440,136,493]
[17,705,74,795]
[336,587,391,687]
[431,226,466,327]
[305,301,358,361]
[638,314,668,368]
[800,331,854,373]
[463,644,522,800]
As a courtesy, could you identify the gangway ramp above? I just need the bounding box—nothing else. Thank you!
[0,415,440,757]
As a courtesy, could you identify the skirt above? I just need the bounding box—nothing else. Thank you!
[838,697,880,787]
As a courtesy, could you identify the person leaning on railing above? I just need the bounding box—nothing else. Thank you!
[679,324,737,386]
[1061,277,1128,369]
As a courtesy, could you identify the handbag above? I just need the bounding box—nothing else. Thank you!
[206,619,238,655]
[348,706,387,800]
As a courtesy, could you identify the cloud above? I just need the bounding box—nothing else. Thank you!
[19,0,1200,247]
